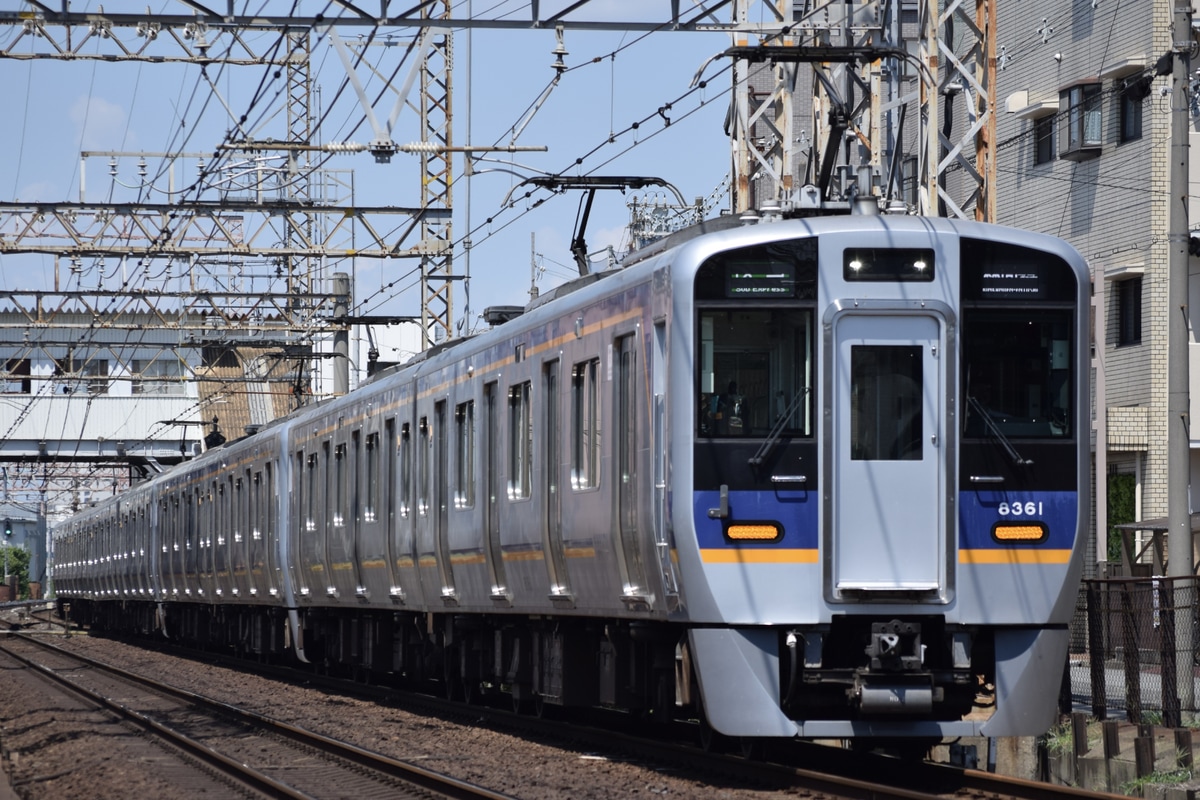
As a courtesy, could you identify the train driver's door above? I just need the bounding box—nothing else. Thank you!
[827,312,947,600]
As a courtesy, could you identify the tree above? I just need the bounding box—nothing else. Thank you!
[0,544,31,599]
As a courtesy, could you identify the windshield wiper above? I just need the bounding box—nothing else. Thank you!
[967,395,1033,466]
[749,388,810,469]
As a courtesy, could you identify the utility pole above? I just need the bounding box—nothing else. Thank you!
[1167,0,1194,721]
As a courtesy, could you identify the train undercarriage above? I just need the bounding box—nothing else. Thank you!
[58,599,683,723]
[58,599,998,737]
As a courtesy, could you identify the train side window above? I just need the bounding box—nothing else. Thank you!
[265,461,275,545]
[571,359,600,490]
[963,309,1073,439]
[351,432,362,525]
[455,401,475,508]
[251,469,262,541]
[217,481,226,546]
[306,452,318,531]
[697,309,813,438]
[334,442,347,527]
[418,417,430,514]
[295,451,305,532]
[365,432,379,523]
[508,382,532,500]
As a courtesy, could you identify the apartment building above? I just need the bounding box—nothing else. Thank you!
[994,0,1197,574]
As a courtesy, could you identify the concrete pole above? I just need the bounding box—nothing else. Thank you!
[1167,0,1194,717]
[332,272,350,396]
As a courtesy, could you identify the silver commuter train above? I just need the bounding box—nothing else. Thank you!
[54,213,1089,742]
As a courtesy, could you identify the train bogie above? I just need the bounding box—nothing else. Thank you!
[55,212,1088,744]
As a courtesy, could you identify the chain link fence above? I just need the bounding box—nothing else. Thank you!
[1065,577,1200,727]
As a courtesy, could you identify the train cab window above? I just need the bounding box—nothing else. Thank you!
[963,310,1073,439]
[697,309,813,438]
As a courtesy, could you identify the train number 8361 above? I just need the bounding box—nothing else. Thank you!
[997,501,1044,517]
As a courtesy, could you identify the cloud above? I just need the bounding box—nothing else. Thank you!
[69,95,135,151]
[14,180,58,203]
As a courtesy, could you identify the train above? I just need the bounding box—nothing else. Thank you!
[53,212,1090,745]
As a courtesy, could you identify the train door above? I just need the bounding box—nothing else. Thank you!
[434,400,455,598]
[400,420,420,599]
[160,497,174,598]
[263,463,276,597]
[234,470,251,598]
[651,319,678,604]
[322,440,342,598]
[542,360,571,599]
[214,479,228,598]
[350,430,366,597]
[294,449,318,599]
[828,312,946,599]
[381,418,405,602]
[483,382,508,599]
[614,333,648,602]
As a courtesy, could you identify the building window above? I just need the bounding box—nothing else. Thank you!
[1119,84,1144,143]
[1034,115,1055,165]
[1117,276,1142,346]
[902,156,918,209]
[53,352,109,395]
[1059,83,1102,160]
[1,358,30,394]
[132,357,187,395]
[201,345,239,368]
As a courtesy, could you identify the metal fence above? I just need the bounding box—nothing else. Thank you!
[1065,577,1200,727]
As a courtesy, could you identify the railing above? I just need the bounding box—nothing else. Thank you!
[1066,577,1200,727]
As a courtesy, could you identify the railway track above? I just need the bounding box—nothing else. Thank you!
[0,632,514,800]
[2,624,1133,800]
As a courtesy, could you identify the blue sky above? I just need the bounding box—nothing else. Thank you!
[0,3,736,334]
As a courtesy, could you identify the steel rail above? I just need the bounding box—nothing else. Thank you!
[1,634,515,800]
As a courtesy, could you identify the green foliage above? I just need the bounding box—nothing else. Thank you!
[1043,720,1075,756]
[0,544,31,599]
[1118,767,1192,796]
[1108,473,1137,563]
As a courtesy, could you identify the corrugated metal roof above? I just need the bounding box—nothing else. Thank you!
[195,347,297,443]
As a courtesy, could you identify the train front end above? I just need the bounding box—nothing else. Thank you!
[672,215,1088,741]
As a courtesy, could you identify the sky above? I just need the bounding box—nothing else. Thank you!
[0,1,740,342]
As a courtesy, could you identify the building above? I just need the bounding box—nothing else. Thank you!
[994,0,1199,574]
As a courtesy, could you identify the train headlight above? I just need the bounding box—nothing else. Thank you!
[725,522,783,542]
[991,522,1048,543]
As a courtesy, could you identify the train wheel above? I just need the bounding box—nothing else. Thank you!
[462,677,478,705]
[739,737,763,761]
[442,648,460,701]
[696,695,726,753]
[512,684,531,714]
